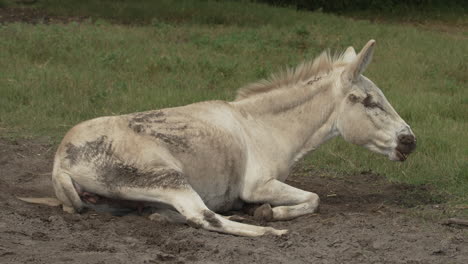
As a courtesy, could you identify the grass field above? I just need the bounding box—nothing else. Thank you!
[1,0,467,204]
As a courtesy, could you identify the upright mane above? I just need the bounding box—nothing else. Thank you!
[235,50,345,100]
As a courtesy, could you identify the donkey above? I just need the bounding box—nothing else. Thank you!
[21,40,416,236]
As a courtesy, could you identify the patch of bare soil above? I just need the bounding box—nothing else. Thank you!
[0,7,88,24]
[0,138,467,264]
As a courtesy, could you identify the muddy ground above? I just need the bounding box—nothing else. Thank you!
[0,138,467,264]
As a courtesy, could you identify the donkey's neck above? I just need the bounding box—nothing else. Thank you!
[233,82,339,166]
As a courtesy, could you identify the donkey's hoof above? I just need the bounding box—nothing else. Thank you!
[253,203,273,221]
[313,203,320,213]
[266,227,288,236]
[62,205,77,214]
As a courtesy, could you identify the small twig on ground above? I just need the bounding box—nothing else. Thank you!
[371,202,385,212]
[26,172,51,176]
[37,57,52,69]
[442,218,468,227]
[327,150,357,169]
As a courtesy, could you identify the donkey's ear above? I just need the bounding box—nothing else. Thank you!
[342,40,376,83]
[342,46,356,64]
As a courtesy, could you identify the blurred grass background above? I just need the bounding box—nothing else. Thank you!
[0,0,467,204]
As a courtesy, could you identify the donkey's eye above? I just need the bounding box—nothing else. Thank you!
[366,102,379,108]
[362,95,385,111]
[363,95,377,108]
[348,94,359,103]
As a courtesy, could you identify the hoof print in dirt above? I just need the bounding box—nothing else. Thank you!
[149,213,171,223]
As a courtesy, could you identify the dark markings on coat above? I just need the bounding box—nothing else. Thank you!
[128,111,190,151]
[148,132,189,149]
[65,144,80,167]
[203,210,222,228]
[307,76,322,85]
[165,124,189,131]
[64,136,187,189]
[131,111,166,123]
[131,124,144,133]
[127,111,167,134]
[100,165,188,189]
[65,136,113,167]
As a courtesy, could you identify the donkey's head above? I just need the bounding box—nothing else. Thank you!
[334,40,416,161]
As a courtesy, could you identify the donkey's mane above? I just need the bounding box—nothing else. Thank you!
[236,50,345,100]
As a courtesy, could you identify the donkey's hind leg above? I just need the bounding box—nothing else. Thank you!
[121,185,287,237]
[51,171,85,213]
[149,209,246,224]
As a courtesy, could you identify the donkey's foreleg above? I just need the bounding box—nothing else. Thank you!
[241,179,319,221]
[173,189,287,236]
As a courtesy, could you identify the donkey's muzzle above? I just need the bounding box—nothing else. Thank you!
[396,134,416,160]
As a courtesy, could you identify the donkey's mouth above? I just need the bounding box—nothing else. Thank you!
[388,148,410,162]
[395,150,408,162]
[394,143,416,162]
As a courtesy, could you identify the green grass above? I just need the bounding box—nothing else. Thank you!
[13,0,306,27]
[1,0,467,204]
[326,2,467,27]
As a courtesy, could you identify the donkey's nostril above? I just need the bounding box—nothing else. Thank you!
[397,134,416,155]
[398,134,415,145]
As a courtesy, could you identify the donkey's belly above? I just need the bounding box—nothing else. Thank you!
[189,176,243,213]
[172,146,245,213]
[201,193,244,213]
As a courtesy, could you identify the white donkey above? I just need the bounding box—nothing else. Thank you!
[22,40,416,236]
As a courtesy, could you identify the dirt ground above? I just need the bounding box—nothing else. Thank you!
[0,7,88,24]
[1,138,467,264]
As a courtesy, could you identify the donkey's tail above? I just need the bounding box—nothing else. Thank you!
[17,197,62,206]
[17,195,140,216]
[17,171,83,214]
